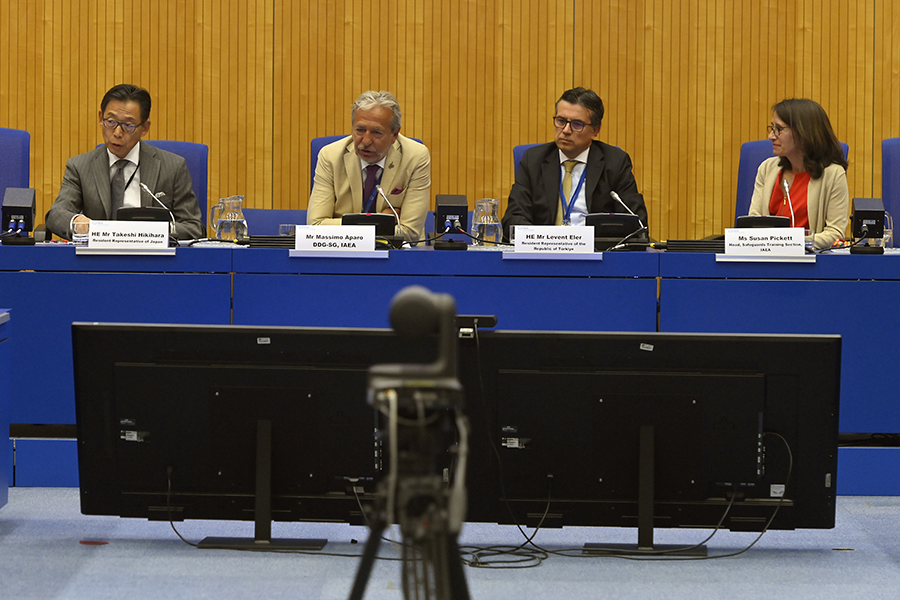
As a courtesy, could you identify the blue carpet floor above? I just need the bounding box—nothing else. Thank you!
[1,488,898,599]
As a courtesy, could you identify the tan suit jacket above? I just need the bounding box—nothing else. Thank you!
[749,157,849,249]
[307,134,431,243]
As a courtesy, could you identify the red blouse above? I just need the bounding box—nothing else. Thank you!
[768,170,811,228]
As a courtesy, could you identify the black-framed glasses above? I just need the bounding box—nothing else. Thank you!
[553,116,592,133]
[767,123,789,137]
[102,118,143,134]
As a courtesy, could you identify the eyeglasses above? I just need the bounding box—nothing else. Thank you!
[553,116,592,133]
[767,123,789,137]
[101,118,143,134]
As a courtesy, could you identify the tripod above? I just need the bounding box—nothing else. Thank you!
[348,285,471,600]
[349,470,470,600]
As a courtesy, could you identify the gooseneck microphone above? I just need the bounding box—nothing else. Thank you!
[781,179,795,227]
[608,190,649,251]
[375,185,402,233]
[139,182,177,235]
[610,190,645,229]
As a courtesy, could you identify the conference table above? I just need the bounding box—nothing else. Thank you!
[659,251,900,434]
[1,309,9,508]
[0,244,897,492]
[230,247,658,330]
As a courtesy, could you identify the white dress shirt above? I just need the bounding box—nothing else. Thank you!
[558,146,590,226]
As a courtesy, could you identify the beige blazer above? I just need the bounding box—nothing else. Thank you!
[307,134,431,243]
[749,157,849,249]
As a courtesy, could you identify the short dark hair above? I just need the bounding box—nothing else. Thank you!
[772,98,848,179]
[101,84,152,123]
[556,87,604,127]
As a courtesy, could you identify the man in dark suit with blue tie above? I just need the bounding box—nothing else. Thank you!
[502,87,647,241]
[45,84,203,240]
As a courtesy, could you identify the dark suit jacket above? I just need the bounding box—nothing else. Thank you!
[502,140,647,239]
[45,143,204,240]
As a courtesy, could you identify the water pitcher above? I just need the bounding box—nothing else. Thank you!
[209,195,248,241]
[472,198,501,247]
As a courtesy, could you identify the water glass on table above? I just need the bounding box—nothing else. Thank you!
[72,221,89,246]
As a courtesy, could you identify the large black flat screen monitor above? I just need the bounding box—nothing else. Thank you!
[73,323,438,529]
[73,324,840,543]
[476,331,841,543]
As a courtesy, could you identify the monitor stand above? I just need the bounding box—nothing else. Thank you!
[583,424,708,557]
[199,419,327,551]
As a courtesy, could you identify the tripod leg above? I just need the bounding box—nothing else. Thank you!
[401,531,470,600]
[348,519,386,600]
[444,535,471,600]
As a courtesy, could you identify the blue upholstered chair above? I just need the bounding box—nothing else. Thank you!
[735,140,849,226]
[241,208,307,235]
[143,140,209,229]
[513,143,542,177]
[310,135,348,191]
[883,138,900,219]
[0,127,30,198]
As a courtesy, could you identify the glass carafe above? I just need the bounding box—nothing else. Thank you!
[209,195,248,241]
[472,198,501,247]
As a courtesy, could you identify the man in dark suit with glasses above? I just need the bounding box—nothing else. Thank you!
[502,87,647,241]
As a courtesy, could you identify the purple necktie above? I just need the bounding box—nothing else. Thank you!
[362,165,379,213]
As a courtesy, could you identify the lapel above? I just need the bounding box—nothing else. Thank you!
[88,147,113,218]
[541,150,560,219]
[583,141,605,210]
[138,143,161,208]
[806,169,823,227]
[378,139,403,209]
[342,140,363,210]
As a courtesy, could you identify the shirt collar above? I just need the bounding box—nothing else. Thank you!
[558,145,590,166]
[359,154,388,173]
[107,141,142,168]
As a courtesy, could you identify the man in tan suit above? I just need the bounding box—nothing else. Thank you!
[307,90,431,243]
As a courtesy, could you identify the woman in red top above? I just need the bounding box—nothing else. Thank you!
[749,99,849,249]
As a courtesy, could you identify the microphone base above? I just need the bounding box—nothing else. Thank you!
[433,241,468,251]
[595,237,649,251]
[376,235,405,249]
[850,245,884,254]
[2,235,36,246]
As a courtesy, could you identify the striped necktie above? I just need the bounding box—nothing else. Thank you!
[110,159,130,219]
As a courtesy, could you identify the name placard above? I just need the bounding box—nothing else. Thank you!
[513,226,593,253]
[724,228,804,256]
[294,225,376,252]
[88,221,170,249]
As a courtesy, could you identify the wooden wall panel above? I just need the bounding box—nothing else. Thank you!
[874,2,900,198]
[274,0,572,216]
[577,0,877,241]
[0,1,894,240]
[0,0,272,228]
